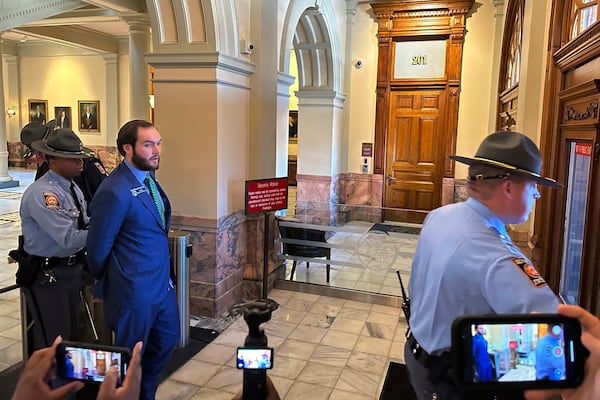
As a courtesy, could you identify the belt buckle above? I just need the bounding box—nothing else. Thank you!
[67,254,77,265]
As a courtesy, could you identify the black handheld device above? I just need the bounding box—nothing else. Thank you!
[451,314,588,392]
[56,341,131,386]
[239,300,278,400]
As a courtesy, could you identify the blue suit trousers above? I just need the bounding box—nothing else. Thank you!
[113,284,179,400]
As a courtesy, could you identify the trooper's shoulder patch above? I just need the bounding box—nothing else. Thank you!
[512,258,547,287]
[42,191,59,209]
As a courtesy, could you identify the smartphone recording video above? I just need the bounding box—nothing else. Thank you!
[452,314,588,391]
[56,341,131,385]
[236,347,274,369]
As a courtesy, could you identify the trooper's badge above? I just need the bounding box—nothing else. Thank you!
[512,258,546,287]
[43,191,59,209]
[42,192,58,210]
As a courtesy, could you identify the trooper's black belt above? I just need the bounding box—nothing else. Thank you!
[407,332,454,385]
[38,249,86,267]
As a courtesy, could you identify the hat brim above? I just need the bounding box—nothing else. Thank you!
[451,155,563,189]
[30,139,94,159]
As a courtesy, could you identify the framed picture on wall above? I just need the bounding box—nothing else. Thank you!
[28,99,48,124]
[288,110,298,140]
[54,106,72,129]
[78,100,100,132]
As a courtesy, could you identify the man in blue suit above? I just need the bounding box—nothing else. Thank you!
[86,119,179,399]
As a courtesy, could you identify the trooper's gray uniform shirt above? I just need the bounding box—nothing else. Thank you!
[21,170,88,257]
[408,197,559,355]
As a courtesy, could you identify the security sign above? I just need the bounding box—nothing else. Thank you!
[245,177,288,214]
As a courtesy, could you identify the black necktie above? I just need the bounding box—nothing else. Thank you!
[70,182,86,230]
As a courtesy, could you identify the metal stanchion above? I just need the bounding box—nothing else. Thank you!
[168,230,192,348]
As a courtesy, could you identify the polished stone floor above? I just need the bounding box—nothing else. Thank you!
[157,289,409,399]
[0,169,413,399]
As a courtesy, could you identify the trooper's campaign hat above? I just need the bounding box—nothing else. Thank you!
[20,120,57,158]
[31,128,93,159]
[451,131,562,188]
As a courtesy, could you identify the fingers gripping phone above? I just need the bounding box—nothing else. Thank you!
[451,314,588,392]
[56,341,131,386]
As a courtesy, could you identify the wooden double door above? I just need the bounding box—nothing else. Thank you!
[383,89,444,223]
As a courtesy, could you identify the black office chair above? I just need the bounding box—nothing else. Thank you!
[277,220,331,283]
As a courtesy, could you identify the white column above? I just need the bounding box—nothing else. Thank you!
[0,49,19,188]
[277,73,296,178]
[296,90,345,177]
[249,0,279,179]
[340,0,358,172]
[126,18,150,120]
[103,54,119,141]
[5,56,20,142]
[487,0,506,133]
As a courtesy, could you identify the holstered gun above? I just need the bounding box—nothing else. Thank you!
[9,236,40,287]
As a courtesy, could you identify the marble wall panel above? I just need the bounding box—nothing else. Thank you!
[172,211,279,317]
[442,177,454,206]
[454,179,468,202]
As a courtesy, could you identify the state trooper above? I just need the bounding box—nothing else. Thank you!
[20,121,108,206]
[19,128,92,350]
[405,131,562,400]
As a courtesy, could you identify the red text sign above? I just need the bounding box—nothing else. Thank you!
[245,177,288,214]
[575,143,592,157]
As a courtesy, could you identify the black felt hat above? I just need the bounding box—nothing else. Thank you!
[21,120,58,158]
[451,131,562,188]
[31,128,93,159]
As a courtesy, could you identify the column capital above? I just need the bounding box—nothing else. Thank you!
[121,13,151,31]
[103,53,118,64]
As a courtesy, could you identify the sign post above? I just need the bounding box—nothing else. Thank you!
[245,177,288,299]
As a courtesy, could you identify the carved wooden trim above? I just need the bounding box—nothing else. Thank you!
[564,102,599,121]
[554,20,600,70]
[370,0,474,197]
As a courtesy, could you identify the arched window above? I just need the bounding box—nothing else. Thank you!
[497,0,524,130]
[569,0,599,39]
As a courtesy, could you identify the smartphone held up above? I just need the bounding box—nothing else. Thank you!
[452,314,589,392]
[56,341,131,386]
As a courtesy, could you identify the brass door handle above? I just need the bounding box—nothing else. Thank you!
[387,175,397,185]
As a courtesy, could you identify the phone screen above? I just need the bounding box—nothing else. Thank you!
[452,315,587,390]
[57,342,130,384]
[236,348,273,369]
[465,322,568,383]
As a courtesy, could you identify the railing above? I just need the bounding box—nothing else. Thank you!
[275,202,421,299]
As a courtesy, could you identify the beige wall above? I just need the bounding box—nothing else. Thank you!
[9,47,131,148]
[19,54,107,146]
[455,0,498,180]
[346,3,378,174]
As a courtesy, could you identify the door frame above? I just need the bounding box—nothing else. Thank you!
[371,1,474,215]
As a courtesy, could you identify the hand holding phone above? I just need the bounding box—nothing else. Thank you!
[452,313,589,393]
[12,336,84,400]
[56,341,132,386]
[97,341,143,400]
[524,304,600,400]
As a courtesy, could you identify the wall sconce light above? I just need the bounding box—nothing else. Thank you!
[6,108,16,117]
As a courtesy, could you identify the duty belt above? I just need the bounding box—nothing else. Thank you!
[39,249,86,267]
[407,333,453,384]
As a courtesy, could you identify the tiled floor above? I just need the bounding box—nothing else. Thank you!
[157,288,409,399]
[0,168,34,373]
[0,169,414,399]
[282,224,416,297]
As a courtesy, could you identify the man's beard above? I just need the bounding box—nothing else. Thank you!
[132,150,159,171]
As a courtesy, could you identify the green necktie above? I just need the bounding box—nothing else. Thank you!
[144,173,165,228]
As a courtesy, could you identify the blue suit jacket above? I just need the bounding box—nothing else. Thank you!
[86,162,172,328]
